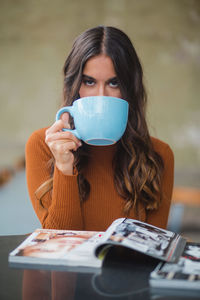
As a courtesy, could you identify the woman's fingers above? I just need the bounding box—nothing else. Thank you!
[45,111,81,147]
[45,130,81,147]
[46,112,70,134]
[44,113,82,175]
[44,113,81,175]
[48,140,78,154]
[46,120,66,134]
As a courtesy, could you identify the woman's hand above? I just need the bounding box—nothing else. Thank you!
[45,113,82,175]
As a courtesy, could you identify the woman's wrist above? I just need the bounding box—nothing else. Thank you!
[55,161,74,176]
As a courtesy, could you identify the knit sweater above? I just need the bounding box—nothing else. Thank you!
[25,127,174,231]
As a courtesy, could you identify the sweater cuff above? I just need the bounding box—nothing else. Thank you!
[51,166,80,208]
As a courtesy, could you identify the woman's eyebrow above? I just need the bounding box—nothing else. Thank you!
[82,74,95,80]
[107,76,118,81]
[82,75,118,82]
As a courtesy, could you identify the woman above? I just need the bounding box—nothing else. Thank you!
[26,26,174,231]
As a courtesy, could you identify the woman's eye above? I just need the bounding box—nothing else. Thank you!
[109,79,119,88]
[83,79,95,86]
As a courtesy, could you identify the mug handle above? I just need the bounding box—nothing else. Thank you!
[55,107,81,139]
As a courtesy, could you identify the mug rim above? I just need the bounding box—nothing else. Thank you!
[74,96,128,105]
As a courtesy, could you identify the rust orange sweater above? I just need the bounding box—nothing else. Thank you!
[25,127,174,231]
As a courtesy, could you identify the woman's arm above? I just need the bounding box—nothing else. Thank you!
[25,127,84,230]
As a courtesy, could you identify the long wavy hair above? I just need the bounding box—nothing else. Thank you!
[56,26,164,215]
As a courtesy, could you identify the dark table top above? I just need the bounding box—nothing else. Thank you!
[0,234,200,300]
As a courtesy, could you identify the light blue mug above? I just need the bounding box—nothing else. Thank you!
[56,96,129,146]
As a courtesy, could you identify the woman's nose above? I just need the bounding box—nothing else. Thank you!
[96,85,108,96]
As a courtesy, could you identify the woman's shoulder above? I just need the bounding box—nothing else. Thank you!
[150,136,174,161]
[26,127,51,156]
[26,127,48,145]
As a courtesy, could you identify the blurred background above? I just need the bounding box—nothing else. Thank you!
[0,0,199,238]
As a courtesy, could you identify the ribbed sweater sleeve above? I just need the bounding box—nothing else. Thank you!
[25,128,83,230]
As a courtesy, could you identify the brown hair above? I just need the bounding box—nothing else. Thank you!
[43,26,164,216]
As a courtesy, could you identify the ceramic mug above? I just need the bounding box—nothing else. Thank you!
[56,96,129,146]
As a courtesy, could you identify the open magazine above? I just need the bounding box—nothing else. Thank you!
[9,229,103,271]
[149,242,200,292]
[9,218,186,271]
[95,218,186,263]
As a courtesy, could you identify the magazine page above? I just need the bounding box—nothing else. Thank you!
[9,229,104,270]
[95,218,186,262]
[150,242,200,291]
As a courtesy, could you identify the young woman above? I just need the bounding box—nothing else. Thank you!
[26,26,174,231]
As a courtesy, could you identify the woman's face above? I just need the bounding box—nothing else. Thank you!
[79,54,122,99]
